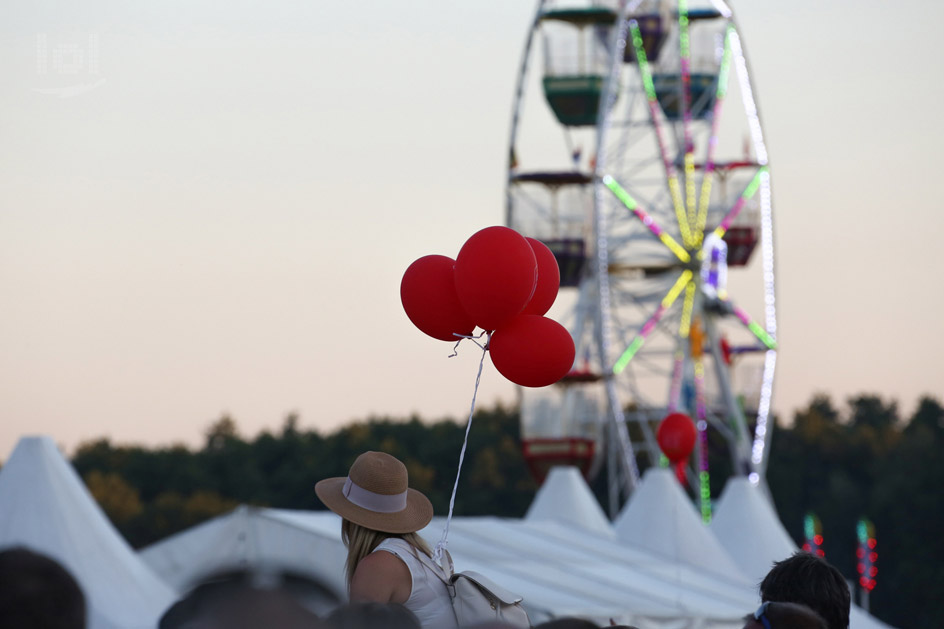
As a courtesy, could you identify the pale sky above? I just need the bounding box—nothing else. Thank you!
[1,0,942,459]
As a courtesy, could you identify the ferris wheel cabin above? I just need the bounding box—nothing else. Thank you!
[539,7,617,126]
[509,171,592,287]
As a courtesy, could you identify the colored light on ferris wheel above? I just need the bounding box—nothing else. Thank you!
[603,175,691,263]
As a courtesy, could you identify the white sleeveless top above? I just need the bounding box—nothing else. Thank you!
[374,538,459,629]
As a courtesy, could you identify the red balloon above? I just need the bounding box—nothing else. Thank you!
[673,459,689,486]
[521,238,560,317]
[400,255,475,342]
[454,226,538,331]
[657,412,697,463]
[489,315,575,388]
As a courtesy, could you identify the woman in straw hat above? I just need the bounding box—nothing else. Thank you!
[315,451,459,629]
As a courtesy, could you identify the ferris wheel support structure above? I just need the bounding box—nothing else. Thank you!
[505,0,779,512]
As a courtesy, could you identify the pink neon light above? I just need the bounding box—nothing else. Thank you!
[632,207,666,238]
[716,180,754,233]
[639,305,667,337]
[731,303,752,327]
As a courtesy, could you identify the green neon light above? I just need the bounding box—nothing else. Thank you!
[716,27,734,99]
[629,21,657,99]
[613,337,644,374]
[748,321,778,350]
[604,175,637,209]
[679,0,690,61]
[700,470,712,523]
[742,166,767,200]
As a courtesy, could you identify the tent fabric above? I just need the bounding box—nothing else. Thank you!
[139,506,347,600]
[524,465,615,538]
[140,488,897,628]
[614,468,748,581]
[710,476,895,629]
[142,507,753,628]
[709,477,796,585]
[427,515,754,627]
[0,436,175,629]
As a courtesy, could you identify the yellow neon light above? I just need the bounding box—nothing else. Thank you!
[659,233,691,264]
[679,280,696,338]
[668,175,692,248]
[684,152,697,245]
[695,171,714,247]
[663,270,693,309]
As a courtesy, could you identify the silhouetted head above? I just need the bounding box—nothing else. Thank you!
[759,552,850,629]
[0,546,87,629]
[743,600,828,629]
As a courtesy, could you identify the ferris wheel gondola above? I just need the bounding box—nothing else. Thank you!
[505,0,778,517]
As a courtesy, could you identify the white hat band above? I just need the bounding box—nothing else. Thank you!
[342,477,408,513]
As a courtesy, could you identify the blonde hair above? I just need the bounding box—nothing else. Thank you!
[341,519,433,589]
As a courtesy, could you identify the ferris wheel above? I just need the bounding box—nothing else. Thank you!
[505,0,778,518]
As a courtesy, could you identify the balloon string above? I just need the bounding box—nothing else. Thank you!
[433,331,491,563]
[447,330,489,358]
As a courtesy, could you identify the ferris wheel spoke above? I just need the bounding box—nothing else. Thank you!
[613,271,693,374]
[676,0,699,241]
[720,297,777,350]
[628,18,692,248]
[694,26,735,247]
[710,165,767,239]
[603,175,690,263]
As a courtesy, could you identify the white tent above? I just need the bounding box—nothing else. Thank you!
[614,467,749,581]
[142,506,751,628]
[431,515,752,628]
[0,436,176,629]
[139,505,348,600]
[710,476,895,629]
[139,471,896,628]
[525,465,614,538]
[709,477,796,584]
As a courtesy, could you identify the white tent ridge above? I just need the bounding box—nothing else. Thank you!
[0,436,175,629]
[614,467,748,581]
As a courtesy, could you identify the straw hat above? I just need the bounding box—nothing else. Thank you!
[315,451,433,534]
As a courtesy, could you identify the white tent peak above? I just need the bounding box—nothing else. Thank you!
[524,466,614,538]
[613,467,748,580]
[709,475,798,584]
[0,435,175,629]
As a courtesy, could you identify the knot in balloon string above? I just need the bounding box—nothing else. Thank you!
[447,330,490,358]
[434,331,491,563]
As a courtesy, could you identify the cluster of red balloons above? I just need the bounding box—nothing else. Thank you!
[400,226,575,388]
[656,412,697,484]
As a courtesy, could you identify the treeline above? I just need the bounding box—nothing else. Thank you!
[72,404,536,549]
[69,394,944,628]
[765,394,944,629]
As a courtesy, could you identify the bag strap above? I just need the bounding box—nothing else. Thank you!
[416,547,454,586]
